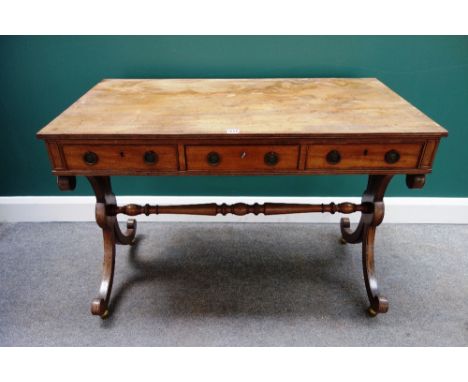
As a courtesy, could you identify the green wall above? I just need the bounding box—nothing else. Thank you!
[0,36,466,197]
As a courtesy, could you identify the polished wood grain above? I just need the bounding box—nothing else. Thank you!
[340,175,394,316]
[86,176,138,318]
[62,144,178,171]
[306,142,423,170]
[185,144,300,171]
[36,78,447,319]
[111,201,370,217]
[44,137,440,176]
[37,78,447,138]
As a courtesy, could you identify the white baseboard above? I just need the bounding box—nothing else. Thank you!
[0,196,466,224]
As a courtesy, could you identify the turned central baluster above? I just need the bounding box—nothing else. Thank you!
[110,202,371,217]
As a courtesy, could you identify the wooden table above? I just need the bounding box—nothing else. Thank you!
[37,78,447,318]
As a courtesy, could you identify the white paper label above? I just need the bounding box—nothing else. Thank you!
[226,128,240,134]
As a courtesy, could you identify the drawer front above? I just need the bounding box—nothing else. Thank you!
[62,144,178,171]
[306,143,423,170]
[185,145,300,171]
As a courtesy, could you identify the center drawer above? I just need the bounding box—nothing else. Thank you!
[185,145,300,171]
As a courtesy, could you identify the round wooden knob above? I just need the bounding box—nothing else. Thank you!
[207,151,221,166]
[385,150,400,164]
[143,150,158,164]
[83,151,98,165]
[326,150,341,164]
[264,152,279,166]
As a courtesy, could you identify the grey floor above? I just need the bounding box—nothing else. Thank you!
[0,222,467,346]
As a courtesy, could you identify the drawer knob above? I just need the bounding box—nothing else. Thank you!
[264,151,279,166]
[207,151,221,166]
[143,150,158,164]
[385,150,400,164]
[326,150,341,164]
[83,151,98,165]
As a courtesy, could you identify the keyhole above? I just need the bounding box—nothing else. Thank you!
[363,149,368,156]
[240,151,247,159]
[120,151,125,157]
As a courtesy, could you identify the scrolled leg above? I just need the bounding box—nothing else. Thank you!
[86,176,135,318]
[340,175,393,316]
[114,219,137,245]
[406,174,426,189]
[340,217,364,244]
[57,176,76,191]
[90,228,116,318]
[362,225,388,316]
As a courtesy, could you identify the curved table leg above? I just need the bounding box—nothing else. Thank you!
[362,225,388,316]
[340,175,393,316]
[340,217,364,244]
[114,219,137,245]
[90,227,116,318]
[85,176,138,318]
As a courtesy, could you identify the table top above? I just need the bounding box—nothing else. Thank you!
[37,78,447,139]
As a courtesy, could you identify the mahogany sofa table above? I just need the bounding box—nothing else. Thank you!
[37,78,447,318]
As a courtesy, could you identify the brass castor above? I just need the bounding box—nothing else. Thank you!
[91,298,109,318]
[100,309,109,320]
[339,237,347,245]
[367,297,388,317]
